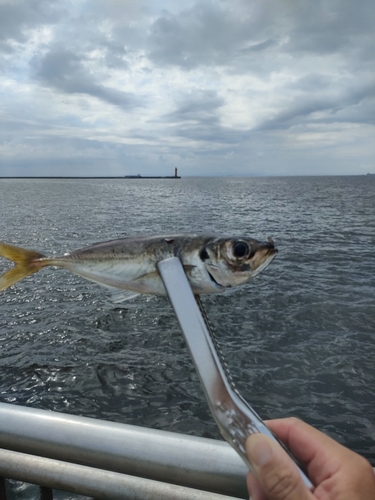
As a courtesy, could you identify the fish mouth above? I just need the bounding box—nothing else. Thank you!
[251,248,278,277]
[207,268,224,289]
[253,240,278,261]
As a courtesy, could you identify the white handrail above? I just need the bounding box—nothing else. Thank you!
[0,403,248,498]
[0,448,241,500]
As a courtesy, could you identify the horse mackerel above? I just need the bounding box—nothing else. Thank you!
[0,234,277,301]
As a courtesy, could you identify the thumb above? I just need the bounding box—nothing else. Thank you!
[246,433,314,500]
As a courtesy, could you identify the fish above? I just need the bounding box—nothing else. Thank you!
[0,234,277,302]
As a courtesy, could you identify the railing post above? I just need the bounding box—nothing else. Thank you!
[40,486,53,500]
[0,477,6,500]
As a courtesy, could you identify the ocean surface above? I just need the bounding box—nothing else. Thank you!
[0,176,374,498]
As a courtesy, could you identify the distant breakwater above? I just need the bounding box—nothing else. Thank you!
[0,176,181,179]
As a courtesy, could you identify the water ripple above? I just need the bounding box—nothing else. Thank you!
[0,176,374,471]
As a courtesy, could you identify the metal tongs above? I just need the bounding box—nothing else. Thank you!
[157,257,312,490]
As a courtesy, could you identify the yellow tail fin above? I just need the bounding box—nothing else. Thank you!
[0,243,48,291]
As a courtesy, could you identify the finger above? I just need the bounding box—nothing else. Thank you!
[266,418,340,461]
[246,471,267,500]
[265,418,352,484]
[246,432,314,500]
[266,418,375,499]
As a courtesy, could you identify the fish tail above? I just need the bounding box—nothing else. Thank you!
[0,242,49,291]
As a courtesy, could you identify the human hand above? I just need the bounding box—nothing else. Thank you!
[246,417,375,500]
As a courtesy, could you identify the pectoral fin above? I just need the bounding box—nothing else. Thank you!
[103,285,140,303]
[102,270,165,300]
[183,265,195,272]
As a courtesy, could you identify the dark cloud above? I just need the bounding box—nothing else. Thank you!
[146,0,375,75]
[0,0,61,50]
[147,2,268,69]
[165,90,224,123]
[167,97,248,144]
[163,90,241,144]
[174,122,248,145]
[238,39,278,55]
[258,77,375,131]
[286,0,375,56]
[288,74,333,92]
[102,42,129,70]
[33,48,139,109]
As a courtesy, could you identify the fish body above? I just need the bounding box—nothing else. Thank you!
[0,234,277,301]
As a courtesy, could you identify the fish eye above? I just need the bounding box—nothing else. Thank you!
[200,248,209,261]
[232,241,250,259]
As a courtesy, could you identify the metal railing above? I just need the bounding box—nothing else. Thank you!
[0,403,248,499]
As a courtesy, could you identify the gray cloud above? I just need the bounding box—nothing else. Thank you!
[165,90,224,122]
[0,0,374,176]
[257,77,375,132]
[0,0,61,50]
[147,2,268,69]
[162,90,250,145]
[33,48,139,109]
[146,0,375,76]
[286,0,375,57]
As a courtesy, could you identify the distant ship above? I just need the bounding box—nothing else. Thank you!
[124,168,180,179]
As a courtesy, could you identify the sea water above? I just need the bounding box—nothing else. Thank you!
[0,176,374,497]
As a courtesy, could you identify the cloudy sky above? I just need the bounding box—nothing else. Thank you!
[0,0,374,177]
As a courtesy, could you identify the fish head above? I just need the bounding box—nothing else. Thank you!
[199,236,278,290]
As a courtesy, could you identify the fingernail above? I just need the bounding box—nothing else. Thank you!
[248,434,273,466]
